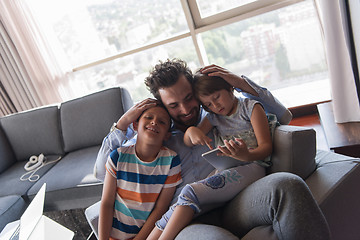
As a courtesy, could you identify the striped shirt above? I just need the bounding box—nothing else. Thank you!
[106,144,182,240]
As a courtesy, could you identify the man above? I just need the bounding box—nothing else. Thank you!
[95,59,330,239]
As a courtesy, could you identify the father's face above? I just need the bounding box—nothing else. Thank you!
[158,75,200,129]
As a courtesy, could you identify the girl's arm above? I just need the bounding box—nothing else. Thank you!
[183,117,213,149]
[98,171,117,240]
[219,103,272,161]
[136,187,176,240]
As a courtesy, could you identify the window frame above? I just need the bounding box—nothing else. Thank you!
[188,0,303,28]
[72,0,305,72]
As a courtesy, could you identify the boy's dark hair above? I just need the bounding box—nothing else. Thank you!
[144,58,193,100]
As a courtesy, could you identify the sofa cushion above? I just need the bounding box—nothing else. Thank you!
[0,106,64,161]
[0,195,27,231]
[269,125,317,179]
[176,224,239,240]
[0,126,16,174]
[0,157,58,197]
[60,87,133,153]
[28,146,103,211]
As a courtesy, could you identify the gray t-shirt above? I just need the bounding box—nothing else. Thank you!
[206,97,277,167]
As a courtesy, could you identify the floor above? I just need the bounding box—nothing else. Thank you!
[43,113,329,240]
[44,209,93,240]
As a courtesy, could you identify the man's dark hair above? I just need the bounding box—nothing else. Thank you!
[144,58,193,100]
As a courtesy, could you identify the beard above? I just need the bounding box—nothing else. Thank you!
[172,106,200,131]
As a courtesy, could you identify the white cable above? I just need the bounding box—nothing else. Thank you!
[20,154,62,182]
[24,154,44,171]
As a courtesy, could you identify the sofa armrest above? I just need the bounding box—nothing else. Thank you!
[268,125,317,179]
[0,126,15,174]
[305,150,360,240]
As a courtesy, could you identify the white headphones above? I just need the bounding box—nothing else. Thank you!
[24,153,45,171]
[21,154,62,182]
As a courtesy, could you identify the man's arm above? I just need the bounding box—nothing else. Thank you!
[201,64,292,124]
[94,129,133,181]
[201,65,258,96]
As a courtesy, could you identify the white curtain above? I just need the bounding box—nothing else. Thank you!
[316,0,360,123]
[0,0,73,112]
[0,18,42,113]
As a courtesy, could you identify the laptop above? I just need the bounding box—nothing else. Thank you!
[0,183,74,240]
[201,147,249,171]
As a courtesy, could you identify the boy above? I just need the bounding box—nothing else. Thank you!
[99,102,182,240]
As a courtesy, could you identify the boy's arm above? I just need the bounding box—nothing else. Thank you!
[94,98,158,181]
[115,98,158,131]
[183,117,213,149]
[98,171,117,240]
[134,187,176,240]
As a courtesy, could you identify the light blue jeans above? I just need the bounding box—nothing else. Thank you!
[156,163,265,230]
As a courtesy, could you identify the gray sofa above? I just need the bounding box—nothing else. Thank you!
[1,87,359,240]
[0,87,133,231]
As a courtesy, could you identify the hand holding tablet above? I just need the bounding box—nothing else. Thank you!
[201,145,249,171]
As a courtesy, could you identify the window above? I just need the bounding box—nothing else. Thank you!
[72,37,199,99]
[197,1,329,107]
[27,0,189,67]
[27,0,330,106]
[196,0,258,18]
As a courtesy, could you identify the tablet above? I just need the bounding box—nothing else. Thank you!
[201,146,249,171]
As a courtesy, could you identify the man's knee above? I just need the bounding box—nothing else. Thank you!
[264,172,309,196]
